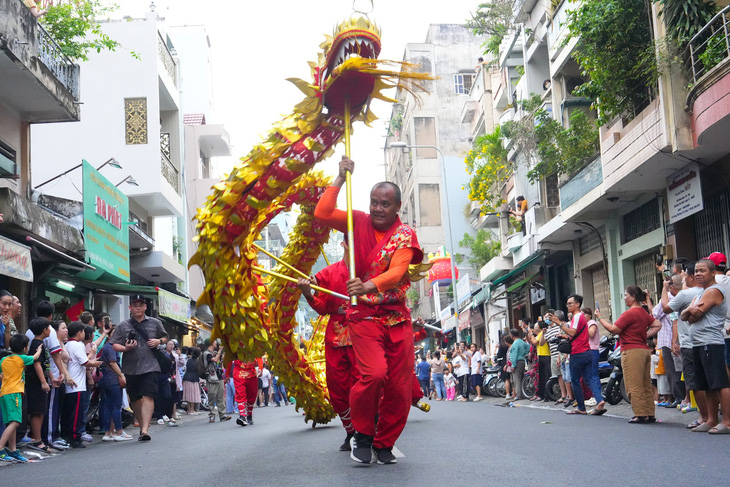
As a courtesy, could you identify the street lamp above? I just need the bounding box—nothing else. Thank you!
[115,175,139,187]
[35,157,123,189]
[390,141,462,341]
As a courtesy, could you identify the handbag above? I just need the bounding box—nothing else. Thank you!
[132,322,173,374]
[556,320,586,354]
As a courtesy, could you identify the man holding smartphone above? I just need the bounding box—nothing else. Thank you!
[110,294,167,442]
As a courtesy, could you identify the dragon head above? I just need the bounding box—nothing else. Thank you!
[318,17,382,111]
[287,16,432,122]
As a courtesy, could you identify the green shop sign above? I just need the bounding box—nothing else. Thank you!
[80,160,130,282]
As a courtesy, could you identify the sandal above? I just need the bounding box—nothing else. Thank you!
[566,409,587,415]
[628,416,650,424]
[691,422,712,432]
[686,420,702,429]
[138,433,151,441]
[708,424,730,434]
[27,441,51,453]
[588,408,607,416]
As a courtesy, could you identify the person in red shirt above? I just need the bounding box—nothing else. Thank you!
[314,156,423,465]
[551,294,608,416]
[297,243,359,452]
[232,359,258,426]
[598,286,661,423]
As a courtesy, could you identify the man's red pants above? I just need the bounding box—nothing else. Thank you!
[349,320,413,449]
[325,344,359,434]
[234,375,258,418]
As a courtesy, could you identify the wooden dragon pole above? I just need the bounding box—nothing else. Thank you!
[344,98,357,306]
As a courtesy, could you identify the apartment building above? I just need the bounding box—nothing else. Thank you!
[463,0,730,356]
[0,0,84,330]
[29,9,192,336]
[384,24,485,345]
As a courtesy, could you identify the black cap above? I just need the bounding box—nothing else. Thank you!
[130,294,146,303]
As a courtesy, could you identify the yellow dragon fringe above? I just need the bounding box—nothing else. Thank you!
[190,16,434,425]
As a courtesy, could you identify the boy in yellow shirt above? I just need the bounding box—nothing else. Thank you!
[0,334,44,463]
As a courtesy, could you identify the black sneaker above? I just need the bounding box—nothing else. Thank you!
[247,416,254,425]
[375,447,397,465]
[339,432,354,452]
[69,441,86,449]
[236,416,248,427]
[349,432,374,464]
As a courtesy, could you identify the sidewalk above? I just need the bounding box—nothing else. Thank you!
[468,393,701,427]
[0,409,208,468]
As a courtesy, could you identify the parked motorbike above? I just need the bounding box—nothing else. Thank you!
[482,364,504,397]
[604,345,631,405]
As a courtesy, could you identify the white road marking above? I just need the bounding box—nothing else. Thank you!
[392,446,405,458]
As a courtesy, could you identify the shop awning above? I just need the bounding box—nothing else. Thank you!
[489,272,541,302]
[49,274,159,296]
[490,251,544,288]
[472,287,489,308]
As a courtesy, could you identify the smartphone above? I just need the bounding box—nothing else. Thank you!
[595,301,600,311]
[127,330,137,342]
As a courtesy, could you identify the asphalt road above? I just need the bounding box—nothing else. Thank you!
[1,396,728,486]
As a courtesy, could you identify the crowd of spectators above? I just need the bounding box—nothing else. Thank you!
[0,293,287,464]
[414,253,730,434]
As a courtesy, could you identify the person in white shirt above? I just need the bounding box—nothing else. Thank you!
[453,345,469,401]
[259,366,272,407]
[469,344,483,400]
[61,321,101,448]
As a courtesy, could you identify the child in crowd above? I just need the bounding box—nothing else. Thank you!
[26,318,52,453]
[444,370,456,401]
[0,334,44,463]
[62,322,101,448]
[649,338,660,403]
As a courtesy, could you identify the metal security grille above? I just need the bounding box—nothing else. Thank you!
[633,253,659,305]
[622,199,660,243]
[545,174,560,208]
[591,266,610,316]
[579,226,605,256]
[694,190,730,259]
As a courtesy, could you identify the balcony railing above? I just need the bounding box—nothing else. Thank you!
[36,23,80,99]
[161,151,180,194]
[686,6,730,86]
[158,33,177,86]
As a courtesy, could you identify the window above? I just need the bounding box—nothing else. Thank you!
[125,98,148,145]
[414,117,437,158]
[419,184,441,226]
[622,199,660,243]
[0,140,17,178]
[454,74,475,94]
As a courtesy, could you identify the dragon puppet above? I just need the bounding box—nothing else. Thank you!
[190,16,434,425]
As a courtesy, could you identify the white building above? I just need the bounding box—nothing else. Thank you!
[30,11,187,323]
[384,24,485,335]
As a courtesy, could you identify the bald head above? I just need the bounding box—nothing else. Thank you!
[371,182,401,203]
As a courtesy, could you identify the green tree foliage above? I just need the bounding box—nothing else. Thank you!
[566,0,658,125]
[464,126,510,214]
[466,0,517,57]
[458,229,502,270]
[657,0,716,47]
[528,109,600,182]
[41,1,135,61]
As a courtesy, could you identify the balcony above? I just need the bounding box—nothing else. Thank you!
[480,255,513,282]
[559,156,602,211]
[131,250,185,283]
[686,6,730,160]
[547,0,582,75]
[0,0,80,122]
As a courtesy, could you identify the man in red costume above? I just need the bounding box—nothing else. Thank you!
[297,241,359,451]
[232,359,258,426]
[314,156,423,465]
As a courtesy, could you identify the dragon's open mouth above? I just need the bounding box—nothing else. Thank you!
[325,34,380,79]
